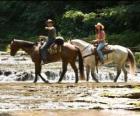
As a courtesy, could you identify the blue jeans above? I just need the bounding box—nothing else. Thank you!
[40,39,54,61]
[97,42,105,62]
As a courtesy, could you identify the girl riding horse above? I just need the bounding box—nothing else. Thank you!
[92,22,106,64]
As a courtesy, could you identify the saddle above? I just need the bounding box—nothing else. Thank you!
[40,36,64,55]
[92,43,114,65]
[48,36,64,54]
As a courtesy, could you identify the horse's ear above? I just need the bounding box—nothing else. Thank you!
[11,38,15,44]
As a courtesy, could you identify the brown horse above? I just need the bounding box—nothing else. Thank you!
[10,39,85,83]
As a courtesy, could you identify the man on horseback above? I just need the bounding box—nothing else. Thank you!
[40,19,56,64]
[92,22,106,64]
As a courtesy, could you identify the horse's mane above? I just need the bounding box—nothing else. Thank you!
[72,39,90,45]
[14,39,35,48]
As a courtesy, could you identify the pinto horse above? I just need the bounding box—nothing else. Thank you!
[71,39,136,82]
[10,39,85,83]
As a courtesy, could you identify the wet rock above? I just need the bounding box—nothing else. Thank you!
[0,51,9,55]
[16,72,34,81]
[123,92,140,99]
[102,92,140,99]
[17,51,27,56]
[129,102,140,108]
[125,107,140,110]
[45,71,58,80]
[89,106,104,110]
[109,72,115,80]
[4,71,12,76]
[1,57,8,61]
[14,57,27,61]
[0,70,3,75]
[66,85,75,88]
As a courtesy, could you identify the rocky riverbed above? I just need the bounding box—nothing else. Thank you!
[0,51,140,116]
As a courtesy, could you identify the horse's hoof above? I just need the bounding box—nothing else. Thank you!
[58,81,61,84]
[114,80,117,83]
[75,81,78,83]
[45,80,50,84]
[95,80,99,83]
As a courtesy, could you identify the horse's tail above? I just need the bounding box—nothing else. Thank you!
[76,47,85,80]
[127,48,136,76]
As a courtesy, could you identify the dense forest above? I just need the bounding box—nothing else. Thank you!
[0,1,140,48]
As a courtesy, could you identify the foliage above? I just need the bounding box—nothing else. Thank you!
[135,53,140,65]
[0,1,139,48]
[60,10,85,38]
[107,31,140,47]
[59,3,140,47]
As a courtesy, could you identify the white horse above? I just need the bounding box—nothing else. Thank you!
[71,39,136,82]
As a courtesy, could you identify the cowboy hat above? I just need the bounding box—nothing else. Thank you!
[46,19,53,23]
[95,22,104,29]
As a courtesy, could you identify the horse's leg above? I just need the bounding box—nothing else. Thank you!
[34,63,39,83]
[114,67,121,82]
[34,74,38,83]
[70,62,78,83]
[58,61,68,83]
[91,67,99,82]
[122,65,128,82]
[38,65,49,83]
[39,74,49,83]
[34,63,48,83]
[86,65,90,81]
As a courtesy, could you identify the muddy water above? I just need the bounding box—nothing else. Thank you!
[0,51,140,116]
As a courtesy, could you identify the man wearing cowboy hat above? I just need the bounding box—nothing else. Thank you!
[93,22,106,64]
[40,19,56,64]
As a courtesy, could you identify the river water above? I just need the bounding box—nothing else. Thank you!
[0,51,140,116]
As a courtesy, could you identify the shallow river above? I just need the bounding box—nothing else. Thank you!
[0,51,140,116]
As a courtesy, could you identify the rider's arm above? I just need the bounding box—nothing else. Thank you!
[45,26,55,30]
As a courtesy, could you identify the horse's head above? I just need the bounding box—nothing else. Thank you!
[70,39,86,50]
[10,39,20,56]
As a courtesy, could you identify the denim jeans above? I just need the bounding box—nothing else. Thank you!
[40,39,54,61]
[97,42,105,62]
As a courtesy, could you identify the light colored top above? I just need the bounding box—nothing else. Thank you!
[96,30,105,42]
